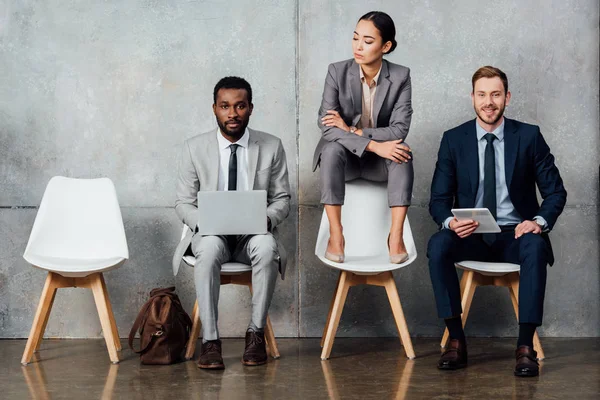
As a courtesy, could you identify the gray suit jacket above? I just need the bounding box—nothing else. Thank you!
[172,128,291,278]
[312,58,413,171]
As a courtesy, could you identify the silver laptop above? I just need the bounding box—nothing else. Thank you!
[197,190,268,235]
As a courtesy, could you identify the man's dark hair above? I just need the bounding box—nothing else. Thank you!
[213,76,253,104]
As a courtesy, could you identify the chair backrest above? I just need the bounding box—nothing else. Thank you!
[315,179,417,260]
[24,176,129,263]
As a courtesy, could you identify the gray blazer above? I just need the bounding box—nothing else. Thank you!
[312,58,413,171]
[172,128,291,278]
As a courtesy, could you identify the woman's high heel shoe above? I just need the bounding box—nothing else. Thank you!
[387,234,409,264]
[325,237,345,263]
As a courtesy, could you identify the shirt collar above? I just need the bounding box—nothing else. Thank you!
[216,127,250,150]
[359,65,382,88]
[475,118,505,142]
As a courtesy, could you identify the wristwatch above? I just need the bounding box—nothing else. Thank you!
[349,126,357,133]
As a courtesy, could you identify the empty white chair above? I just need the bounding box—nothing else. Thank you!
[440,261,545,360]
[21,176,128,365]
[176,226,280,360]
[315,179,416,360]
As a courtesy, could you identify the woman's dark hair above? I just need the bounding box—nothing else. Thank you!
[213,76,253,104]
[359,11,397,54]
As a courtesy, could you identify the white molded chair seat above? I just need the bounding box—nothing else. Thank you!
[177,226,280,360]
[456,260,520,276]
[182,255,251,275]
[22,176,128,365]
[315,179,416,360]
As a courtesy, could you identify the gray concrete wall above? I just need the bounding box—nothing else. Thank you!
[1,0,598,339]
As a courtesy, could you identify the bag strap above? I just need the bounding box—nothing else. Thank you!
[128,293,171,353]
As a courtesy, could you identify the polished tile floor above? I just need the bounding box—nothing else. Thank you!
[2,337,598,399]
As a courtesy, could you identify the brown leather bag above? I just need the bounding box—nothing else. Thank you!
[128,287,192,365]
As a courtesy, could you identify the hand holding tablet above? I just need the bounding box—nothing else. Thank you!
[451,208,501,234]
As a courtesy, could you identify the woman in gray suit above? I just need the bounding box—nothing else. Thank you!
[313,11,414,264]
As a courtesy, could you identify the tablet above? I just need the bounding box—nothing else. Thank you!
[451,208,501,233]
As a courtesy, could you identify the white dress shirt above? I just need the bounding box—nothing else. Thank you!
[216,128,249,191]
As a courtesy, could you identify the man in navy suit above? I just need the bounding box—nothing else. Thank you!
[428,66,567,377]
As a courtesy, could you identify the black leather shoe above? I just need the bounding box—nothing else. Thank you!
[438,339,468,370]
[242,330,267,366]
[514,345,539,377]
[197,339,225,369]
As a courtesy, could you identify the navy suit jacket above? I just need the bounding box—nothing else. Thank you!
[429,118,567,265]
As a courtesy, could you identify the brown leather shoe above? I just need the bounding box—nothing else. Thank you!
[242,330,267,366]
[438,339,468,370]
[197,339,225,369]
[514,345,539,377]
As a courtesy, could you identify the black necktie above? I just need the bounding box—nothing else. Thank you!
[226,144,240,251]
[228,144,239,191]
[483,133,497,246]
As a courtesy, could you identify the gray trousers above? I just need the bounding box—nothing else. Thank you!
[191,233,280,341]
[319,141,414,206]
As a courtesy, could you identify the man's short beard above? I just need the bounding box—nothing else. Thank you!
[217,119,248,139]
[475,104,505,126]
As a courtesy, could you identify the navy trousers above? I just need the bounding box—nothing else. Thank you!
[427,228,549,326]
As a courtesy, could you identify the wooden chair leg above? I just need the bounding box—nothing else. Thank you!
[508,276,545,360]
[89,273,120,364]
[264,315,280,359]
[100,274,121,351]
[34,288,57,352]
[441,270,477,348]
[382,272,416,359]
[22,273,58,365]
[185,300,202,360]
[321,271,342,348]
[320,271,351,360]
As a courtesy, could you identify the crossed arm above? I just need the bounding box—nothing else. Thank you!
[317,63,413,164]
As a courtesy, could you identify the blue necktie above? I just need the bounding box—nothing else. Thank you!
[483,133,497,246]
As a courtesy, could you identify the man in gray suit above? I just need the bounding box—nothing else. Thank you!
[173,76,291,369]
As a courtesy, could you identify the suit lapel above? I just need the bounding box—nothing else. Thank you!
[464,120,479,196]
[503,118,519,190]
[348,60,362,126]
[372,60,391,127]
[204,132,219,191]
[247,129,260,189]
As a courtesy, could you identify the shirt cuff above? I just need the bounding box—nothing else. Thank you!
[533,216,549,232]
[442,216,454,230]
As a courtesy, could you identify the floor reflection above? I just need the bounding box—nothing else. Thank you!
[22,355,119,400]
[7,338,595,400]
[321,357,414,400]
